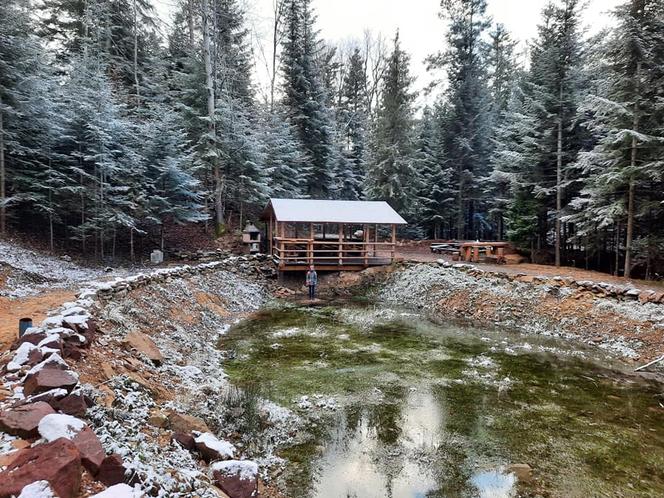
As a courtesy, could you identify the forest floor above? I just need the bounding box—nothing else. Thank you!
[396,243,664,293]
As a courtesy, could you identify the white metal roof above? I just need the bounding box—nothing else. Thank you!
[263,198,407,224]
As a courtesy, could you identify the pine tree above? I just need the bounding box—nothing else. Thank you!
[339,48,369,199]
[414,106,448,238]
[280,0,336,198]
[366,32,418,217]
[571,0,664,278]
[261,107,306,198]
[432,0,492,240]
[494,1,586,261]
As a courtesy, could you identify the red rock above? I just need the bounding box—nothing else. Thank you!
[0,451,19,467]
[11,332,47,350]
[167,411,210,433]
[62,343,84,360]
[172,432,195,451]
[0,438,82,498]
[123,331,163,365]
[0,402,56,438]
[53,394,89,417]
[211,461,259,498]
[39,336,63,354]
[194,433,235,462]
[97,453,126,486]
[16,388,68,408]
[23,368,78,396]
[71,426,105,475]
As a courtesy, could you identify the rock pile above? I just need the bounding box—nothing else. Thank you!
[1,255,271,497]
[432,260,664,304]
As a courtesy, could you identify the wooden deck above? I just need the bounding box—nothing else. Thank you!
[272,237,396,271]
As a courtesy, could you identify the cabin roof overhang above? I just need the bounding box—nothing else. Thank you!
[260,198,408,225]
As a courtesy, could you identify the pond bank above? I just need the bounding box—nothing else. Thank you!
[313,261,664,365]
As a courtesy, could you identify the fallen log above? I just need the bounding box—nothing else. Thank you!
[635,354,664,372]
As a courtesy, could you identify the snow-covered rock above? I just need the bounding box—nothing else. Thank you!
[7,343,42,372]
[90,484,144,497]
[38,413,86,441]
[18,481,55,498]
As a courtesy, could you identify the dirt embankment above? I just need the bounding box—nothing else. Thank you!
[372,262,664,363]
[0,256,291,498]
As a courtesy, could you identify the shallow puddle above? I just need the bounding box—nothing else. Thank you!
[221,303,664,497]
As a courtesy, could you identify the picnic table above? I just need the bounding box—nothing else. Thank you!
[459,241,511,263]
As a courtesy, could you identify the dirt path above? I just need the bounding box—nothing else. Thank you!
[397,246,664,293]
[0,290,76,351]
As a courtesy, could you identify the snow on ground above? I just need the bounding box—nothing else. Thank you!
[85,267,301,495]
[0,238,132,297]
[378,264,654,359]
[209,460,258,480]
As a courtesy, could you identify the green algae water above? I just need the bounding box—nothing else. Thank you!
[220,303,664,498]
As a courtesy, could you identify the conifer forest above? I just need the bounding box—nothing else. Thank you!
[1,0,664,279]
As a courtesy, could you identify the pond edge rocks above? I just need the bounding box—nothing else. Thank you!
[0,255,271,497]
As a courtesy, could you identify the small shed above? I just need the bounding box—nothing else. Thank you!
[260,198,407,271]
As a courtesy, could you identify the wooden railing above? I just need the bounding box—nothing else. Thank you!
[272,237,395,267]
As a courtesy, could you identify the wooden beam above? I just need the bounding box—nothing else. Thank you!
[391,224,396,261]
[338,224,343,265]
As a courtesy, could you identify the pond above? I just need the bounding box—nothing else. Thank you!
[220,302,664,498]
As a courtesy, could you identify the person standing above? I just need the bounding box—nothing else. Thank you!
[306,265,318,300]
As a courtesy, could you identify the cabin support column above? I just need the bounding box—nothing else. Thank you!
[308,222,314,265]
[363,224,369,267]
[391,224,396,262]
[338,224,344,265]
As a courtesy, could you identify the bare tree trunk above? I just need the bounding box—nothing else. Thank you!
[202,0,224,235]
[625,177,635,278]
[614,222,620,276]
[624,61,641,279]
[456,166,464,240]
[133,0,140,106]
[187,0,195,47]
[130,228,134,262]
[270,0,283,112]
[555,83,563,267]
[0,94,5,234]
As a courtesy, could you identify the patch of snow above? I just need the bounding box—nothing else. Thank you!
[17,481,55,498]
[7,343,39,372]
[272,327,301,338]
[210,460,258,481]
[90,484,144,498]
[25,353,69,377]
[38,414,86,441]
[193,432,236,459]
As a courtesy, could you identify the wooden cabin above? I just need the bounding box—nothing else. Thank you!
[260,198,407,271]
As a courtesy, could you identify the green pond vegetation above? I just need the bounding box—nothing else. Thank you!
[220,302,664,498]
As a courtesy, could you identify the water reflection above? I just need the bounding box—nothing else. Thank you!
[312,387,447,498]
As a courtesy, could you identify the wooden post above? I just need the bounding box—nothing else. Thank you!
[268,215,273,255]
[339,224,344,265]
[309,222,314,265]
[363,224,369,266]
[374,224,378,257]
[391,224,396,262]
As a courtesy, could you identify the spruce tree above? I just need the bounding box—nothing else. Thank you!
[366,32,418,217]
[571,0,664,277]
[280,0,336,198]
[432,0,492,240]
[339,48,369,199]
